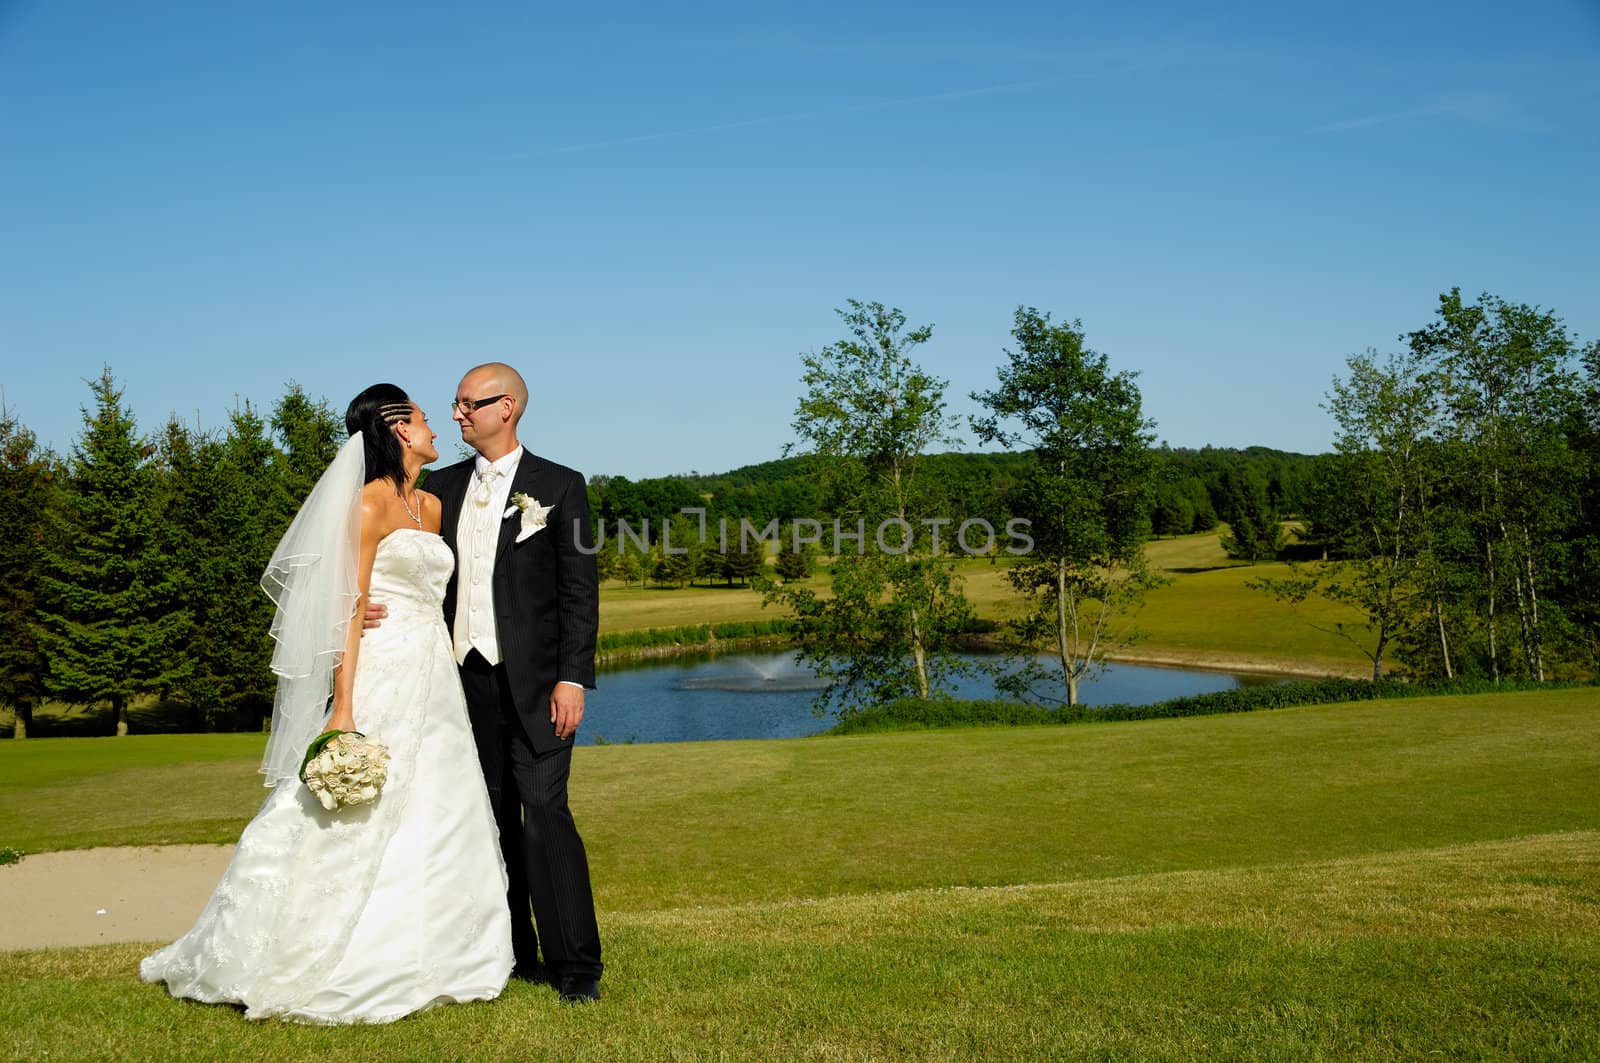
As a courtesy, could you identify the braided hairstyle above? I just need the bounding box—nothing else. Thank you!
[344,383,414,492]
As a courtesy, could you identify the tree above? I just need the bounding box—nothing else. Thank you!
[1184,476,1219,531]
[763,299,972,711]
[1564,338,1600,669]
[1568,340,1600,669]
[1410,290,1584,681]
[612,543,646,586]
[650,545,690,588]
[723,541,765,586]
[1151,482,1195,537]
[971,307,1158,706]
[774,535,815,581]
[271,384,343,512]
[592,543,620,583]
[661,513,706,587]
[0,405,53,738]
[156,405,282,730]
[1257,349,1442,680]
[32,370,189,735]
[1218,468,1284,562]
[1256,290,1592,682]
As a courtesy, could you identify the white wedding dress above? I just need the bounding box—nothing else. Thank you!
[142,529,514,1024]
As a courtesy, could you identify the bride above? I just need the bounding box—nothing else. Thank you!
[141,383,514,1024]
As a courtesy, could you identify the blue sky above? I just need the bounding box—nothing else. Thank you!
[2,1,1597,478]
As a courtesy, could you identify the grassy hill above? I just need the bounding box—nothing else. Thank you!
[594,528,1375,676]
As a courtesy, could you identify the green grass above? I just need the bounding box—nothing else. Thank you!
[2,690,1598,1058]
[1132,532,1373,675]
[3,690,1596,900]
[4,835,1597,1059]
[0,734,270,851]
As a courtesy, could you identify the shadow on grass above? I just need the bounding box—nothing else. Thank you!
[3,700,264,739]
[1161,564,1252,574]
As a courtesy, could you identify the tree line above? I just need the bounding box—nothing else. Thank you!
[1261,289,1600,682]
[590,447,1317,545]
[2,286,1591,734]
[0,376,346,736]
[754,291,1595,714]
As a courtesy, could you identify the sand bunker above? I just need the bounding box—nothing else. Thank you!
[0,845,234,950]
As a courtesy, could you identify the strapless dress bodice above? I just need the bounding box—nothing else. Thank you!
[368,529,454,614]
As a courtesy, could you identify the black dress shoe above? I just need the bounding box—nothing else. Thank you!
[558,976,601,1004]
[511,962,550,984]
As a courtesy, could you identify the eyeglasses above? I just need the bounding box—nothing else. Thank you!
[450,394,509,414]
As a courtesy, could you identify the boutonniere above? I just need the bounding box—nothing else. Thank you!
[504,492,553,543]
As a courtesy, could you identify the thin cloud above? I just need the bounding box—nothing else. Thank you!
[1308,87,1598,137]
[1312,101,1465,134]
[535,77,1059,156]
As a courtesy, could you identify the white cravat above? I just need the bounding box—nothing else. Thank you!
[453,451,521,665]
[474,465,502,506]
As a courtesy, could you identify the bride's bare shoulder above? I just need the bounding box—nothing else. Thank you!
[417,489,443,533]
[358,482,398,537]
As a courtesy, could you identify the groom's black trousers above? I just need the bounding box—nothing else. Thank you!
[459,650,602,981]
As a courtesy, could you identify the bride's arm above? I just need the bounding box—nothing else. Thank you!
[325,495,386,734]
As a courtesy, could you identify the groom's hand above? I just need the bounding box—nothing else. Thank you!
[551,683,585,741]
[362,602,388,632]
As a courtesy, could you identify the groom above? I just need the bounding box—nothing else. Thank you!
[425,361,603,1003]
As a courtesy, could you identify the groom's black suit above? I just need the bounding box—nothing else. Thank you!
[432,448,602,982]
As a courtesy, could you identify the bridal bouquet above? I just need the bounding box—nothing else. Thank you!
[299,731,391,811]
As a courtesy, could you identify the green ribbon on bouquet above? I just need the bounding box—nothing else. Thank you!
[298,730,366,784]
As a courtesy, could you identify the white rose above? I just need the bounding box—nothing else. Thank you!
[505,494,555,543]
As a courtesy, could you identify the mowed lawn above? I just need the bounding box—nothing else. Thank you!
[4,690,1595,894]
[1133,533,1372,675]
[2,689,1597,1059]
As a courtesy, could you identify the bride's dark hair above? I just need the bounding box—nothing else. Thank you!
[345,383,414,492]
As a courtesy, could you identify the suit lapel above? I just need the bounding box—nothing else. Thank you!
[496,447,540,563]
[436,460,474,552]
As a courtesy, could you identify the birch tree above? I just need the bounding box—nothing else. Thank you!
[765,299,971,712]
[972,307,1156,706]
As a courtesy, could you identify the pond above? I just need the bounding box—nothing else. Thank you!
[579,649,1283,745]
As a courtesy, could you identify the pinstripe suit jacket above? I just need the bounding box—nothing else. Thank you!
[431,448,599,753]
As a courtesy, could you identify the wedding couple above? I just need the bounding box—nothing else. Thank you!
[141,362,603,1023]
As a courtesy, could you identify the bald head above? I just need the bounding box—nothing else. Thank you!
[463,361,529,425]
[453,361,529,460]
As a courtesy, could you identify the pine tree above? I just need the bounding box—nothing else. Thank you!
[1219,468,1285,562]
[33,370,189,735]
[724,542,766,585]
[610,541,646,586]
[774,538,814,581]
[271,383,343,514]
[0,406,53,738]
[1184,476,1219,531]
[650,546,690,587]
[663,513,706,587]
[1151,482,1195,537]
[157,405,282,730]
